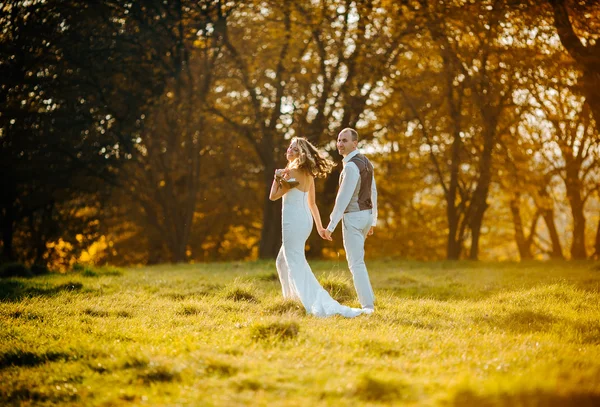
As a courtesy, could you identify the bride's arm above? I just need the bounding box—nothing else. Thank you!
[269,169,290,201]
[308,177,324,231]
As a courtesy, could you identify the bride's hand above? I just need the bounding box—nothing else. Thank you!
[317,227,329,240]
[274,169,285,181]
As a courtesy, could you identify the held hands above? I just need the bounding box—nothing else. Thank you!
[319,227,373,240]
[319,228,333,241]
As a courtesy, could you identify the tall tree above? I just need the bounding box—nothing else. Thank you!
[528,85,599,259]
[213,0,418,258]
[398,0,520,259]
[548,0,600,125]
[112,0,230,262]
[547,0,600,259]
[0,0,182,266]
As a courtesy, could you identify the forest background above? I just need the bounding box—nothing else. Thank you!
[1,0,599,270]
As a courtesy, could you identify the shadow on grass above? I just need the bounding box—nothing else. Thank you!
[177,305,203,316]
[254,271,279,282]
[571,320,600,345]
[122,356,149,369]
[360,340,401,358]
[251,320,299,342]
[0,262,49,279]
[352,374,414,402]
[161,283,224,301]
[225,287,259,303]
[383,277,600,302]
[81,308,132,318]
[205,359,239,377]
[382,284,488,301]
[0,350,71,370]
[9,310,45,321]
[384,315,441,330]
[451,389,600,407]
[487,310,558,333]
[234,377,274,391]
[320,277,354,303]
[72,264,123,277]
[82,308,111,318]
[120,356,181,384]
[0,387,80,405]
[266,299,305,316]
[0,280,83,301]
[137,364,181,384]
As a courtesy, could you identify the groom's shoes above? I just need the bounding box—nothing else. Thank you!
[362,306,375,315]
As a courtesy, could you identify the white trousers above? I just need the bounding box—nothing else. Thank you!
[342,210,375,308]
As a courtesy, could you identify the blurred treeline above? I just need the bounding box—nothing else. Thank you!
[1,0,599,269]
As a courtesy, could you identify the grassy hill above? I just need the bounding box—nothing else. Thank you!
[1,260,599,406]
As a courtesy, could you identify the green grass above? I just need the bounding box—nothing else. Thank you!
[1,260,599,406]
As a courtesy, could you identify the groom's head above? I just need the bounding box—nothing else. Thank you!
[336,128,359,157]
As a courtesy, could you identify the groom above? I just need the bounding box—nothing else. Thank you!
[321,128,377,312]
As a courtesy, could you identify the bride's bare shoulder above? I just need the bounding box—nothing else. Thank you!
[288,168,312,188]
[287,168,306,179]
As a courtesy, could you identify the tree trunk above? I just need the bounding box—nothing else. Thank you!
[510,195,534,260]
[447,241,461,260]
[162,189,188,263]
[446,129,463,261]
[565,166,587,259]
[444,73,464,261]
[171,237,188,263]
[469,214,484,260]
[0,179,17,262]
[568,197,587,259]
[163,196,192,263]
[594,215,600,260]
[469,124,495,260]
[1,206,15,262]
[31,209,49,267]
[541,208,564,259]
[258,165,282,259]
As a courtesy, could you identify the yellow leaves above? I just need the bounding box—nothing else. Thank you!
[45,239,74,272]
[79,236,109,264]
[43,235,112,271]
[193,38,207,49]
[46,238,73,252]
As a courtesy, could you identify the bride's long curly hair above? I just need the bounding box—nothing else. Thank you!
[286,137,336,179]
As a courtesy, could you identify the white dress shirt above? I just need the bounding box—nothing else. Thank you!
[327,150,378,233]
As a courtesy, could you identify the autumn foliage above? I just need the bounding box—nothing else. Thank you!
[1,0,599,268]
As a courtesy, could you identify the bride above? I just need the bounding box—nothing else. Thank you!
[269,137,370,317]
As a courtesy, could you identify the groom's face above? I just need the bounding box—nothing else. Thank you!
[336,131,357,157]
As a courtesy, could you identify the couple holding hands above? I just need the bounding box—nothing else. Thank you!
[269,128,377,318]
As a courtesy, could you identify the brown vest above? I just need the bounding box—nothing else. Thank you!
[349,154,373,211]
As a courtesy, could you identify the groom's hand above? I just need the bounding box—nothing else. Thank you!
[367,226,375,237]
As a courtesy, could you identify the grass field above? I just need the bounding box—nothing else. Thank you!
[1,260,600,406]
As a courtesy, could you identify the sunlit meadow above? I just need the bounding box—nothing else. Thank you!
[1,260,600,406]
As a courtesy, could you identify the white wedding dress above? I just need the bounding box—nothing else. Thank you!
[276,188,369,318]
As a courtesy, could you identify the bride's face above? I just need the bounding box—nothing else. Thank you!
[286,141,300,162]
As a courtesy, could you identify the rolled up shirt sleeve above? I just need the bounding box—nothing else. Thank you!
[327,163,360,233]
